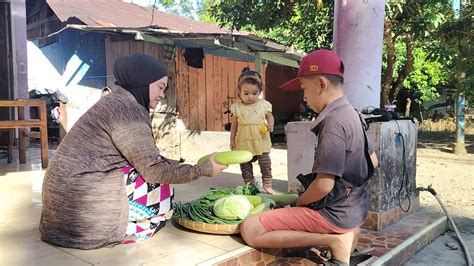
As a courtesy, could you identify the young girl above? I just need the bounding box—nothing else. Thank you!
[230,67,276,195]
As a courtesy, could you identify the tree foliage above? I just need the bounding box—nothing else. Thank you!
[151,0,203,20]
[208,0,470,108]
[381,0,455,106]
[209,0,333,51]
[157,0,472,108]
[434,2,473,108]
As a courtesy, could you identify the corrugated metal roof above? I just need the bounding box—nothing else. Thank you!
[46,0,234,34]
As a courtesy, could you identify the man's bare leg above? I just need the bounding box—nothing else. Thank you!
[351,227,361,252]
[241,215,354,263]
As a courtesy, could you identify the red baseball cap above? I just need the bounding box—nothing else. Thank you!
[280,49,344,90]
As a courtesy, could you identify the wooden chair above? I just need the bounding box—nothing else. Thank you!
[0,99,49,168]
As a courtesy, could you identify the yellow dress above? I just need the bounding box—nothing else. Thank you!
[230,99,272,156]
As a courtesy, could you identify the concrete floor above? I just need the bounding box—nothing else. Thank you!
[0,146,288,265]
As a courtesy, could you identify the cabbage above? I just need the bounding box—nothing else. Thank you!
[213,195,253,221]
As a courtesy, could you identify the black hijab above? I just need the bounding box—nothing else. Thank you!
[113,54,167,110]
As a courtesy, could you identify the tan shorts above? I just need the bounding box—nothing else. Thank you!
[259,207,354,234]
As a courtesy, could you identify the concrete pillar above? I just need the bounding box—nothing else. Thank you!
[363,120,419,230]
[285,121,317,193]
[333,0,385,110]
[11,0,28,100]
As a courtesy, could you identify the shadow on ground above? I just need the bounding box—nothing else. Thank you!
[417,134,474,154]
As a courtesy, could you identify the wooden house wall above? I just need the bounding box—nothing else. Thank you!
[105,38,177,111]
[175,49,266,132]
[265,63,303,113]
[105,38,267,132]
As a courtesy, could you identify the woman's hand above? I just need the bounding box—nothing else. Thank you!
[206,152,228,176]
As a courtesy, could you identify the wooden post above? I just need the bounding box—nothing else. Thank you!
[39,100,48,168]
[7,129,13,163]
[59,102,68,142]
[18,106,26,164]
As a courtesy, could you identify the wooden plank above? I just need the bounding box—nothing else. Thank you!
[104,37,118,88]
[188,66,199,130]
[130,40,145,54]
[197,67,206,130]
[227,58,236,100]
[236,60,249,102]
[174,49,182,120]
[117,40,130,57]
[143,41,152,55]
[0,99,48,107]
[39,100,49,168]
[261,63,267,99]
[7,129,13,163]
[18,102,26,165]
[248,61,255,70]
[144,41,157,58]
[234,60,243,103]
[129,40,137,54]
[205,54,214,131]
[182,65,190,129]
[0,120,43,128]
[213,55,223,131]
[175,50,183,122]
[219,56,228,131]
[157,43,164,60]
[176,50,190,127]
[221,57,229,101]
[166,60,177,110]
[59,102,68,142]
[222,58,235,127]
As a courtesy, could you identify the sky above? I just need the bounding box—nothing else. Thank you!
[122,0,200,19]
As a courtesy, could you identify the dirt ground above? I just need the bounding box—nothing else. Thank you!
[405,143,474,266]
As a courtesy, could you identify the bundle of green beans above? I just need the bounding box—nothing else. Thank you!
[174,201,242,224]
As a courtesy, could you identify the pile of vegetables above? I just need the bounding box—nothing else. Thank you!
[173,185,299,225]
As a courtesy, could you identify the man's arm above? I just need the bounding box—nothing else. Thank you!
[296,172,335,206]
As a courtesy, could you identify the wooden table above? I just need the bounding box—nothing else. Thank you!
[0,99,48,168]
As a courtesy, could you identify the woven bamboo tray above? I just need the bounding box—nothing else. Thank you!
[176,217,241,235]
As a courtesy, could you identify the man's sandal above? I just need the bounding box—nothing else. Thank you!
[315,246,374,265]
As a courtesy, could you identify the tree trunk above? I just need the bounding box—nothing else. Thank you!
[381,17,395,106]
[453,32,467,154]
[392,33,414,103]
[405,98,412,117]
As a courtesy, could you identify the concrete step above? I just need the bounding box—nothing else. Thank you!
[197,211,447,266]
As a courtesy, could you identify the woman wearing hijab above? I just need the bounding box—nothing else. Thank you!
[40,54,227,249]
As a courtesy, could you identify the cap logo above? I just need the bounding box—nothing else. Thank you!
[309,65,318,72]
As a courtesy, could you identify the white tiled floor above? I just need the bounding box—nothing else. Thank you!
[0,147,288,265]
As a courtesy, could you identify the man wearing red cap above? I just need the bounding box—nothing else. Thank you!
[240,49,379,264]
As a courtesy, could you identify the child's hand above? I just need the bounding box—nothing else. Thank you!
[267,124,274,133]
